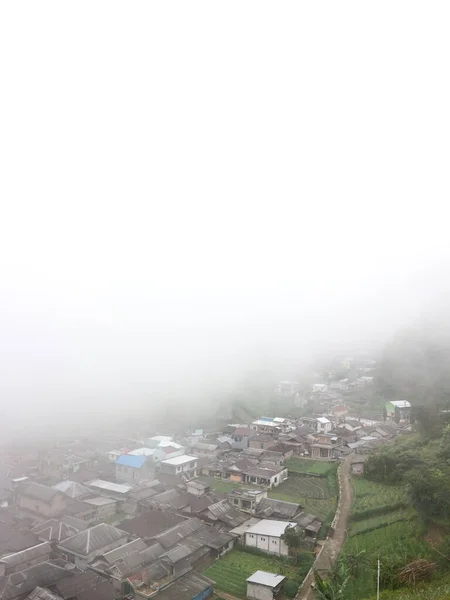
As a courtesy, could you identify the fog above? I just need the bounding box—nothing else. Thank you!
[1,3,449,438]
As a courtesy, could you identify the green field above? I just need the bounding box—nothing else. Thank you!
[349,508,413,536]
[341,477,432,600]
[351,477,409,519]
[200,472,337,522]
[286,458,336,476]
[203,548,313,598]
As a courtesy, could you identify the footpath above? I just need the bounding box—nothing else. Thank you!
[295,455,353,600]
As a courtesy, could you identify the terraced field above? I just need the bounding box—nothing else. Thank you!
[341,477,432,600]
[286,458,336,476]
[351,477,409,519]
[203,548,298,598]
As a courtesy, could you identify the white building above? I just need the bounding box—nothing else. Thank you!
[247,571,286,600]
[244,519,296,556]
[316,417,332,433]
[312,383,328,393]
[159,455,199,479]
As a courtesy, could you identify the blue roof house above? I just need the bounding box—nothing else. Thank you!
[115,448,164,484]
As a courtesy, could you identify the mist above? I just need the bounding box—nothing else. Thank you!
[1,2,449,440]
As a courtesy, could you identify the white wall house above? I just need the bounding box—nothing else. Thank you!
[244,520,296,556]
[159,455,199,479]
[316,417,332,433]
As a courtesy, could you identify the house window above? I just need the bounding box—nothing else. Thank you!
[274,476,278,483]
[260,537,266,541]
[249,534,254,539]
[272,540,277,544]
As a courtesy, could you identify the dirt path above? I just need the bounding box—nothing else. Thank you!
[296,455,353,599]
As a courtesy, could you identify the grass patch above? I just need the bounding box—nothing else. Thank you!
[341,477,433,600]
[351,477,409,520]
[286,458,336,476]
[349,508,414,536]
[203,547,313,598]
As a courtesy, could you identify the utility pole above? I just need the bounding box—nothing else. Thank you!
[377,556,381,600]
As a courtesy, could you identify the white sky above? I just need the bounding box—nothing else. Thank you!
[0,2,449,424]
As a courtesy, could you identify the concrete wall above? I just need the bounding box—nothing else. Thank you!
[245,533,289,556]
[17,493,67,518]
[247,582,274,600]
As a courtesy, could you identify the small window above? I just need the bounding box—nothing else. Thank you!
[260,537,265,541]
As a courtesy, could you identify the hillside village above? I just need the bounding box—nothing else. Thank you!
[0,354,422,600]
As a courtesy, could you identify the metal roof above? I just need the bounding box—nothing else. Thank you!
[57,523,128,556]
[103,538,147,563]
[85,479,132,494]
[115,454,147,468]
[26,587,63,600]
[245,519,297,537]
[161,454,198,466]
[128,447,157,456]
[247,570,286,587]
[53,480,93,499]
[389,400,411,408]
[1,542,52,568]
[144,571,214,600]
[19,483,62,503]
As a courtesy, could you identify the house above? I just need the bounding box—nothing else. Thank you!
[0,542,52,576]
[52,481,93,500]
[385,400,411,423]
[312,384,328,393]
[244,520,296,556]
[146,437,186,458]
[115,449,164,485]
[300,417,332,434]
[84,479,132,500]
[83,496,117,520]
[247,570,286,600]
[251,418,291,434]
[128,569,215,600]
[249,434,276,451]
[331,404,350,419]
[16,483,68,518]
[0,522,39,558]
[350,455,368,476]
[240,466,288,488]
[31,515,88,543]
[52,569,118,600]
[255,498,302,521]
[0,560,72,599]
[202,499,251,530]
[118,511,184,541]
[57,523,129,569]
[230,428,257,450]
[310,433,340,460]
[159,455,199,480]
[228,489,267,513]
[337,419,361,434]
[186,480,210,497]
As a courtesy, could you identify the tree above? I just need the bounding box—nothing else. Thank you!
[313,564,350,600]
[281,525,305,564]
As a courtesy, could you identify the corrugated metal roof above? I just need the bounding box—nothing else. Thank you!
[26,587,63,600]
[85,479,132,494]
[147,571,214,600]
[57,523,128,556]
[103,538,147,564]
[154,518,203,549]
[1,542,52,567]
[247,570,285,587]
[53,480,92,499]
[115,454,147,468]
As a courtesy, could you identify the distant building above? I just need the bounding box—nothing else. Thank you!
[115,448,164,484]
[385,400,411,423]
[16,483,68,519]
[251,417,290,434]
[159,455,199,480]
[312,383,328,393]
[276,381,301,396]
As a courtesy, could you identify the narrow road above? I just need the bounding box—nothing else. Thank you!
[296,455,353,599]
